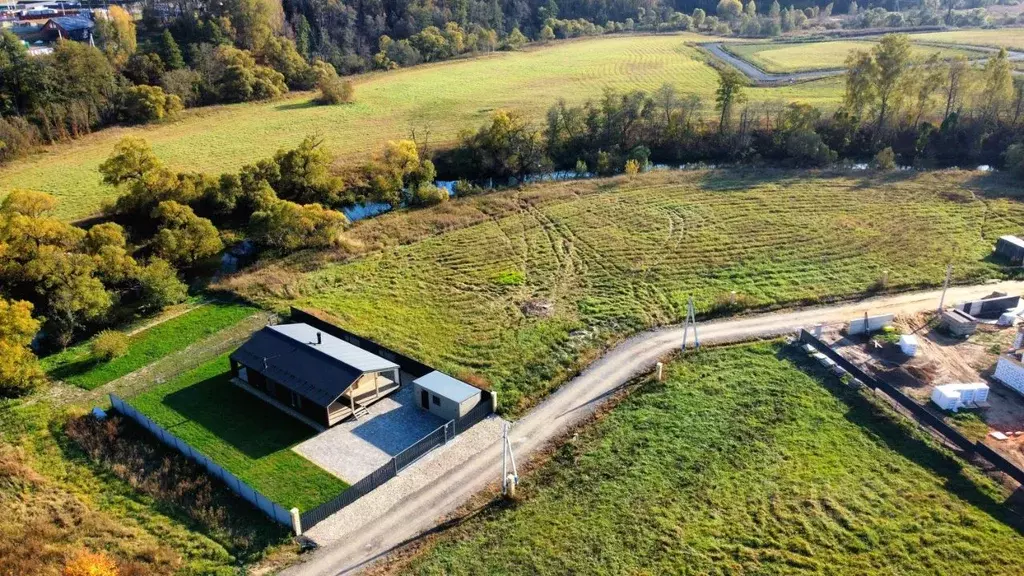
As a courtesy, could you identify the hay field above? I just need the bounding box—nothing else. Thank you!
[728,40,982,73]
[234,169,1024,413]
[911,27,1024,51]
[0,34,842,221]
[404,343,1024,575]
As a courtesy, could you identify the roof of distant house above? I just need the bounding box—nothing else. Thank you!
[47,15,92,30]
[230,323,399,406]
[413,370,480,403]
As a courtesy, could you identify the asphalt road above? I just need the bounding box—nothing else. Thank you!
[702,41,1024,86]
[284,280,1024,576]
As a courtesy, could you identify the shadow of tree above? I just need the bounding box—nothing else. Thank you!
[161,373,318,459]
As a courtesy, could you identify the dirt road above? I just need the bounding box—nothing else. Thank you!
[283,280,1024,576]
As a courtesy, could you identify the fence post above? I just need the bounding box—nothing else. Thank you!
[290,507,302,535]
[393,457,399,476]
[655,362,664,382]
[490,391,498,413]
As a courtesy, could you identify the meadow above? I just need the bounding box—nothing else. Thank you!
[41,301,258,390]
[727,40,982,73]
[129,354,349,511]
[0,33,843,221]
[911,27,1024,51]
[403,342,1024,575]
[229,169,1024,413]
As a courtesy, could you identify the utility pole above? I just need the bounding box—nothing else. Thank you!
[682,296,700,351]
[501,422,519,497]
[938,264,952,313]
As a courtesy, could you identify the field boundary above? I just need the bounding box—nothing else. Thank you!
[108,393,297,530]
[799,330,1024,485]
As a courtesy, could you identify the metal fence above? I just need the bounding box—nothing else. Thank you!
[799,330,1024,485]
[108,394,295,530]
[300,399,495,531]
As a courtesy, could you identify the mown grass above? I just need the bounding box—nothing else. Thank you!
[0,33,843,221]
[129,354,348,511]
[41,301,258,390]
[728,40,982,73]
[911,27,1024,51]
[405,342,1024,575]
[239,170,1024,414]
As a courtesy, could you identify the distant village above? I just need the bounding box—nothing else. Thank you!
[1,0,125,54]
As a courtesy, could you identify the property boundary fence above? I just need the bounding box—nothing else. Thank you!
[799,330,1024,486]
[300,397,495,531]
[108,394,294,529]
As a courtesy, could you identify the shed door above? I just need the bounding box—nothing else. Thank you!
[421,389,429,409]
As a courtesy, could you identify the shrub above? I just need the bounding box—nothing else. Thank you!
[117,85,183,124]
[872,146,896,171]
[314,61,354,105]
[410,184,449,207]
[63,550,119,576]
[0,116,41,164]
[624,159,640,178]
[160,69,201,107]
[91,330,130,361]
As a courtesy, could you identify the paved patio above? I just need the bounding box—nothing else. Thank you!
[293,385,445,484]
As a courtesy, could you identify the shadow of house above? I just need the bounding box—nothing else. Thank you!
[161,372,318,460]
[350,388,445,456]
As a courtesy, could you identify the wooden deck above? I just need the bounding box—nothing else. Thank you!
[327,380,401,425]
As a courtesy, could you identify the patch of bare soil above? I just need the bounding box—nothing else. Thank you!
[825,312,1024,469]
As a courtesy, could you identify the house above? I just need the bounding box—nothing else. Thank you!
[42,15,92,41]
[995,235,1024,265]
[229,323,402,428]
[411,371,483,421]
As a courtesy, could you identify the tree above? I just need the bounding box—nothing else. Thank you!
[504,28,527,50]
[769,0,781,20]
[249,200,346,250]
[910,53,945,127]
[0,30,45,116]
[157,30,185,70]
[1,189,57,217]
[99,137,162,187]
[717,0,743,19]
[94,5,136,68]
[842,34,912,134]
[745,0,757,17]
[270,136,345,205]
[313,61,353,104]
[151,201,224,266]
[118,85,184,124]
[0,297,44,397]
[137,257,187,312]
[692,8,706,27]
[872,146,896,170]
[943,56,971,119]
[848,0,858,14]
[980,49,1013,124]
[715,68,747,133]
[539,25,555,43]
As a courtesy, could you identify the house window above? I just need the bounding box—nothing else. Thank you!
[432,395,440,406]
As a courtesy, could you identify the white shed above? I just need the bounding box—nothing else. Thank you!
[930,383,989,412]
[898,334,918,357]
[412,371,483,421]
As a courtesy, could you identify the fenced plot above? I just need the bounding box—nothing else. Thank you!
[109,394,294,529]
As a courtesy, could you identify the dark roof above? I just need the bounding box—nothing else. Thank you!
[48,16,92,31]
[230,323,399,406]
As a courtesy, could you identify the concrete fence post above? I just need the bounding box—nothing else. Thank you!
[290,508,302,535]
[491,391,498,413]
[814,324,823,338]
[655,362,664,382]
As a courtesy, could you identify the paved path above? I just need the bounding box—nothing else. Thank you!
[283,280,1024,576]
[703,41,1024,86]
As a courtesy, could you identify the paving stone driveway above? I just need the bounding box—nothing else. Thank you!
[294,385,445,484]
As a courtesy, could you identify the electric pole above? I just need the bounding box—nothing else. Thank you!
[938,264,952,313]
[682,296,699,351]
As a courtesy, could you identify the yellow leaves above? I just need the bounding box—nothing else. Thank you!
[0,189,58,217]
[63,549,119,576]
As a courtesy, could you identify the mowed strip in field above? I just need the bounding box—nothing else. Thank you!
[0,34,842,221]
[248,170,1024,412]
[403,343,1024,574]
[726,40,982,73]
[911,27,1024,51]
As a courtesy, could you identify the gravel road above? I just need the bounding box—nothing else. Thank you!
[283,280,1024,576]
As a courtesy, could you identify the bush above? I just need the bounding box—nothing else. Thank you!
[117,85,183,124]
[160,69,201,107]
[624,159,640,177]
[63,550,119,576]
[410,184,449,206]
[0,116,41,164]
[91,330,130,361]
[872,146,896,171]
[314,61,354,105]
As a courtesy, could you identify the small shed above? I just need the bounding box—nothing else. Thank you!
[941,308,978,337]
[930,383,989,412]
[412,371,482,421]
[995,235,1024,264]
[898,334,918,357]
[42,15,93,41]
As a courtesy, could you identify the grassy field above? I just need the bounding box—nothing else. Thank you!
[41,301,257,390]
[0,33,843,221]
[229,170,1024,414]
[403,343,1024,575]
[727,40,982,73]
[911,27,1024,51]
[129,354,348,511]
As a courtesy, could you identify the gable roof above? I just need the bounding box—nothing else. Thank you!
[413,371,480,403]
[48,16,93,31]
[230,323,399,406]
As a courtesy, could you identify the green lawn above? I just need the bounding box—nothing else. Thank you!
[726,40,982,73]
[0,33,843,221]
[41,301,258,390]
[238,170,1024,414]
[406,343,1024,574]
[129,354,347,511]
[911,27,1024,51]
